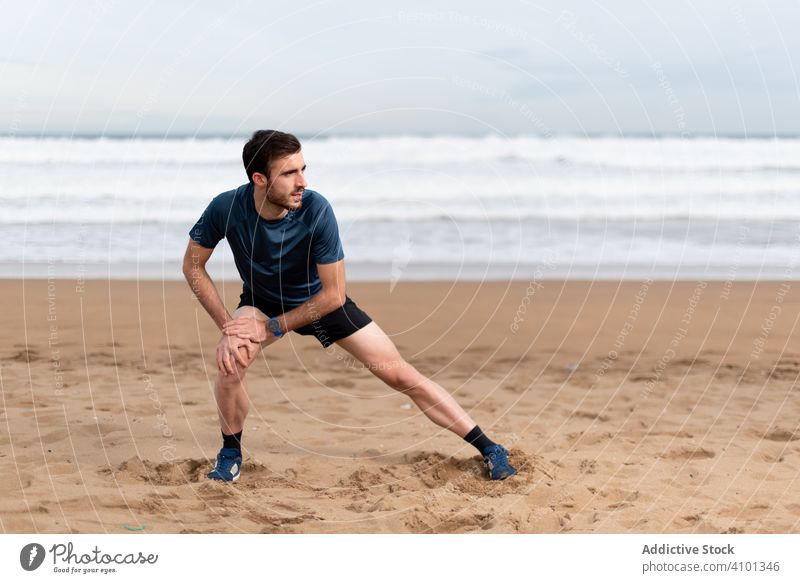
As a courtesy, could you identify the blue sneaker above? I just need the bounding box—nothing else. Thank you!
[207,447,242,482]
[483,445,517,480]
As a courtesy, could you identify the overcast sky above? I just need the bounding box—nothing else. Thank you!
[2,0,799,136]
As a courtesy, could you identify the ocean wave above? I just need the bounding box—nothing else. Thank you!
[4,206,800,224]
[3,135,800,171]
[2,172,800,203]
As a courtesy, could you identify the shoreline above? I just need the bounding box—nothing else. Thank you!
[3,262,799,282]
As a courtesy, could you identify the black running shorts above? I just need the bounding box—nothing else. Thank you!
[237,291,372,348]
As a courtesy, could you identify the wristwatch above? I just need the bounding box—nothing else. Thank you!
[267,317,283,338]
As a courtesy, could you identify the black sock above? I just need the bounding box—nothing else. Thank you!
[222,430,242,453]
[463,425,497,455]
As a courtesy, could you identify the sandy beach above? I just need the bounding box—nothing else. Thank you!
[1,277,799,534]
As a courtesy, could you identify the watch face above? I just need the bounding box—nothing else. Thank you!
[269,320,280,334]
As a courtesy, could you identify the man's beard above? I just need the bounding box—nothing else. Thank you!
[267,190,302,211]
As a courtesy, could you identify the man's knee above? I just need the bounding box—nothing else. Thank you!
[380,360,422,393]
[232,305,268,322]
[217,359,252,387]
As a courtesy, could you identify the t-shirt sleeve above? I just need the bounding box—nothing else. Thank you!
[311,202,345,264]
[189,196,226,248]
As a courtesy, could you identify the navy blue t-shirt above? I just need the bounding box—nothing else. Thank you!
[190,183,344,307]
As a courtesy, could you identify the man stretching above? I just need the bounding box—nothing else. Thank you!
[183,130,517,482]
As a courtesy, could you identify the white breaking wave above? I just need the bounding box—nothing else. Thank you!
[4,204,800,224]
[3,134,800,278]
[2,134,800,170]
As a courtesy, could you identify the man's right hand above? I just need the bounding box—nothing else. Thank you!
[216,332,259,376]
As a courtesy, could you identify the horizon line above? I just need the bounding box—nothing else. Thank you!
[3,131,800,140]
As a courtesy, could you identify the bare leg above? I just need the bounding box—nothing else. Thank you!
[215,367,252,435]
[335,322,476,437]
[213,306,267,435]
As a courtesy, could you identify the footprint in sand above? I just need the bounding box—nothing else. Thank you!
[767,361,800,380]
[602,488,639,510]
[407,511,496,534]
[673,513,704,528]
[257,512,320,532]
[71,423,126,438]
[673,357,710,367]
[572,411,610,422]
[38,429,70,444]
[99,457,208,485]
[324,378,356,388]
[0,470,34,491]
[6,348,41,363]
[661,447,716,460]
[763,428,799,442]
[629,375,656,382]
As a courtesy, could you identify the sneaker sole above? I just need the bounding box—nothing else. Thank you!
[207,472,241,482]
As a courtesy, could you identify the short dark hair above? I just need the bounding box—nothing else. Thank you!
[242,130,302,182]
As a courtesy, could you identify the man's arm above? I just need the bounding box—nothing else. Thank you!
[223,259,346,342]
[278,259,346,332]
[182,238,232,329]
[183,238,261,374]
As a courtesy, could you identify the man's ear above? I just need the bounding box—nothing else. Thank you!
[252,172,270,187]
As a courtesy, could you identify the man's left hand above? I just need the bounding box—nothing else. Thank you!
[223,317,271,343]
